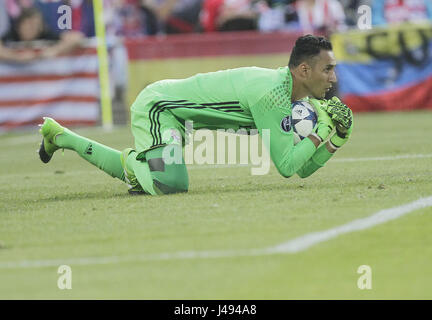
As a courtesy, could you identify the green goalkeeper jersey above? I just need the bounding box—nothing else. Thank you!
[133,66,334,178]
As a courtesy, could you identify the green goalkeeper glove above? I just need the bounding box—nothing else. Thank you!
[325,96,353,130]
[330,123,353,148]
[324,96,354,148]
[308,98,334,142]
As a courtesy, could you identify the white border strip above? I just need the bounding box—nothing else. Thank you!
[1,196,431,269]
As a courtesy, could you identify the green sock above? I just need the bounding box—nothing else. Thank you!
[55,128,125,181]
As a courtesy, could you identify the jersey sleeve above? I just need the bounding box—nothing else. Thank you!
[296,143,335,178]
[249,83,317,178]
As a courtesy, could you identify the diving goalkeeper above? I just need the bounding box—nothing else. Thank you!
[38,35,353,195]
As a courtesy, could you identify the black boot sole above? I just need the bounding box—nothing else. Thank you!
[39,139,52,163]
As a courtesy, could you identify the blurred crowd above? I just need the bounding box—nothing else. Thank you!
[1,0,432,62]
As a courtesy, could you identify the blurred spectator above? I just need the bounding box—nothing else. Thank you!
[132,0,203,34]
[295,0,347,34]
[106,0,160,37]
[372,0,432,26]
[0,0,11,37]
[218,0,259,31]
[257,0,300,32]
[200,0,259,32]
[5,0,34,19]
[159,0,203,34]
[0,7,84,62]
[200,0,223,32]
[339,0,365,27]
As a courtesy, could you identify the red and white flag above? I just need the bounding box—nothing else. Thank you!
[0,45,100,132]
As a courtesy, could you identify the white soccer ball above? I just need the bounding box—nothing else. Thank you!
[292,100,318,145]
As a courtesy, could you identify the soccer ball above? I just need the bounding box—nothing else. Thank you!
[292,100,317,145]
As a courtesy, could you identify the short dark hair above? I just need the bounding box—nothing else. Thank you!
[15,8,42,28]
[288,35,333,68]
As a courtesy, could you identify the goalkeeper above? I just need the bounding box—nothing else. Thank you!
[38,35,353,195]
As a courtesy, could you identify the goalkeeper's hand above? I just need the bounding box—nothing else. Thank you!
[330,122,353,148]
[329,99,354,148]
[325,96,353,130]
[308,98,334,142]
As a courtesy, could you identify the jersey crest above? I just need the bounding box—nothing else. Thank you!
[280,115,292,132]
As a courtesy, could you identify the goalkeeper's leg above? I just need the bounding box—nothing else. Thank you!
[38,117,189,195]
[122,145,189,195]
[38,117,125,182]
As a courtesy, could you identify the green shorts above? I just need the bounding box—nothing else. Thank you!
[130,88,185,157]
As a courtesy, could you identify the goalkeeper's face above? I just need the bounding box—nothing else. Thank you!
[305,50,337,99]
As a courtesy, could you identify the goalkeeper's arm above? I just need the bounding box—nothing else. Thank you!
[250,99,334,178]
[252,108,317,178]
[296,141,337,178]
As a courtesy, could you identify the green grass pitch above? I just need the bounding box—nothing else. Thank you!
[0,111,431,299]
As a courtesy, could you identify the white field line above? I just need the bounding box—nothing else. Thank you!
[1,196,431,269]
